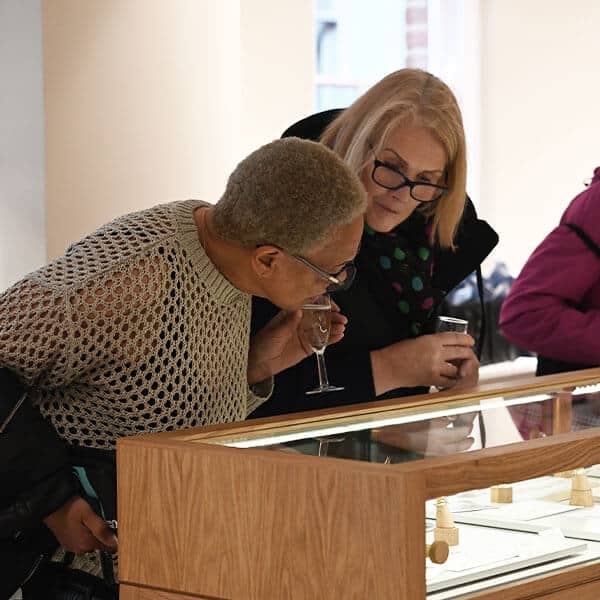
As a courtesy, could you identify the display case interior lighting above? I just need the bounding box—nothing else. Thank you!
[215,393,553,449]
[480,394,552,410]
[573,383,600,395]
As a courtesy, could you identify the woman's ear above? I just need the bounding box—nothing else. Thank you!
[252,246,283,279]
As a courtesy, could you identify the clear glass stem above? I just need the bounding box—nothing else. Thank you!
[317,439,329,456]
[315,349,330,388]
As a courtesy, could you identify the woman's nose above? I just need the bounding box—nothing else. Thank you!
[391,185,411,202]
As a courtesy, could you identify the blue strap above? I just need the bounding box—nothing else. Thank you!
[72,465,105,518]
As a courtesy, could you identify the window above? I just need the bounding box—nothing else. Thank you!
[315,0,416,111]
[314,0,481,203]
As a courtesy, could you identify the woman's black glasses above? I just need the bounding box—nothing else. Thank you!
[371,159,448,203]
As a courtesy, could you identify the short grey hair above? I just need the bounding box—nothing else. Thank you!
[213,137,366,255]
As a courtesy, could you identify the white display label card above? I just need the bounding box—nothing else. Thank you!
[444,547,519,572]
[477,500,579,521]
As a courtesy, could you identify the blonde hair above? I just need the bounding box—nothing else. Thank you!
[213,137,366,255]
[321,69,466,249]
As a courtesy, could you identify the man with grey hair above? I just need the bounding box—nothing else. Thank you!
[1,137,366,595]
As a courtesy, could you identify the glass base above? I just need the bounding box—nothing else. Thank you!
[306,384,344,395]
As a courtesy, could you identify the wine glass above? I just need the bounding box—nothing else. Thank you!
[301,294,344,395]
[316,435,346,456]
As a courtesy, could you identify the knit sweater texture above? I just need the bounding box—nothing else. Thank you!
[0,200,272,450]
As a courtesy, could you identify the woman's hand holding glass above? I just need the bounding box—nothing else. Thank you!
[435,315,479,390]
[371,332,478,394]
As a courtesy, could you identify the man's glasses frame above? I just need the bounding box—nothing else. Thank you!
[256,244,358,294]
[290,254,356,293]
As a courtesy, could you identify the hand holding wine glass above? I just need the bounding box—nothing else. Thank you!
[300,294,344,395]
[247,300,348,385]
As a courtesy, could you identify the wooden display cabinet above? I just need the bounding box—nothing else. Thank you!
[117,368,600,599]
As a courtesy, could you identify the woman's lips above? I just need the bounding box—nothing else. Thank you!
[374,200,400,215]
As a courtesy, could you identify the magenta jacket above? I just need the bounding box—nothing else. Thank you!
[500,167,600,365]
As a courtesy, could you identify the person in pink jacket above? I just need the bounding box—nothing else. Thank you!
[500,167,600,375]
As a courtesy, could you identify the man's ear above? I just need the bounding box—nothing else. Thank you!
[252,246,283,278]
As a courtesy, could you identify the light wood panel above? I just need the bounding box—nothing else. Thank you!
[538,581,600,600]
[552,391,573,435]
[120,583,218,599]
[461,562,600,599]
[118,438,426,600]
[117,370,600,599]
[393,427,600,499]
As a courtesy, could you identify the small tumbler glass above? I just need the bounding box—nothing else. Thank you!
[436,315,469,334]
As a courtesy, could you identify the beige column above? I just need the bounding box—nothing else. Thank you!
[239,0,314,158]
[479,0,600,274]
[43,0,313,259]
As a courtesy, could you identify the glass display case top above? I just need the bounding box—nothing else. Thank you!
[186,373,600,465]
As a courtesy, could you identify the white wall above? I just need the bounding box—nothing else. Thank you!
[480,0,600,275]
[428,0,482,215]
[239,0,314,158]
[43,0,314,260]
[0,0,46,289]
[7,1,599,280]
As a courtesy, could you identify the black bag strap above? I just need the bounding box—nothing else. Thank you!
[565,223,600,257]
[0,391,26,434]
[475,266,485,360]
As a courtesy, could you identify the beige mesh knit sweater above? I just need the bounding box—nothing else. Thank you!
[0,200,272,449]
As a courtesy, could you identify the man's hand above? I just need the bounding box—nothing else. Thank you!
[247,301,347,384]
[43,495,118,554]
[371,332,477,395]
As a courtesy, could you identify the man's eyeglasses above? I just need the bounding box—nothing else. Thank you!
[371,159,448,203]
[257,244,358,293]
[291,254,356,293]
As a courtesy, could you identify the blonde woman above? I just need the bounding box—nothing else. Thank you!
[251,69,498,418]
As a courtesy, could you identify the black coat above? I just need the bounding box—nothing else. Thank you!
[249,109,498,418]
[0,367,79,597]
[0,366,118,595]
[0,368,77,536]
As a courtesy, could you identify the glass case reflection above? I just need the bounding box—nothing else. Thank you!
[203,381,600,466]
